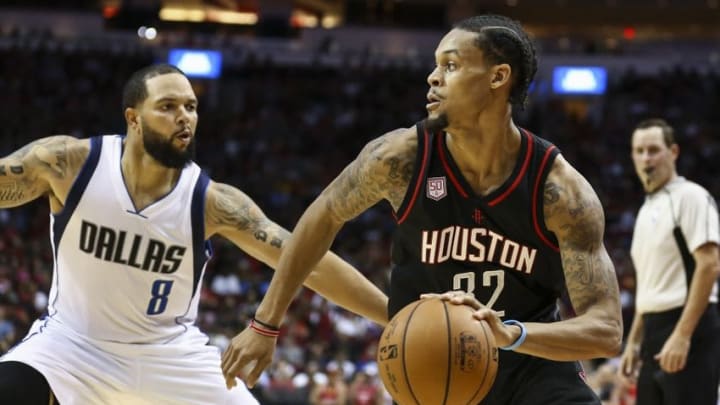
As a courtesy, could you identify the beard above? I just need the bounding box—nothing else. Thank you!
[425,112,449,133]
[142,122,195,169]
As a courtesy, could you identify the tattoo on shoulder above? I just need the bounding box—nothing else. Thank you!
[327,131,416,218]
[210,183,287,249]
[0,136,86,204]
[1,136,84,181]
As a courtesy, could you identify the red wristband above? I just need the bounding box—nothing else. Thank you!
[249,319,280,338]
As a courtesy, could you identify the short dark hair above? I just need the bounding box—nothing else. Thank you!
[454,14,537,108]
[634,118,676,147]
[122,64,186,109]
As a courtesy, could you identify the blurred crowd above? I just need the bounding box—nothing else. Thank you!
[0,30,719,404]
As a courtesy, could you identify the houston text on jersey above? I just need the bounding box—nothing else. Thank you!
[421,226,537,273]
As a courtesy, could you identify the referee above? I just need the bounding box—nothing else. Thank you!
[619,118,720,405]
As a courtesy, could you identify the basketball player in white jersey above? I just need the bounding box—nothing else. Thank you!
[0,64,388,405]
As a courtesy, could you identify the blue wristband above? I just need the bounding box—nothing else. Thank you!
[500,320,527,351]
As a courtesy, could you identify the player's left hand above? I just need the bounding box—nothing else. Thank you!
[654,332,690,373]
[420,291,516,348]
[220,326,277,389]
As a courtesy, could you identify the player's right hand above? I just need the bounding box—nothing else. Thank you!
[220,326,277,389]
[617,344,640,384]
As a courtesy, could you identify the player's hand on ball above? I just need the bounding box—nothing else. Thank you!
[220,326,276,390]
[421,291,519,349]
[421,290,482,309]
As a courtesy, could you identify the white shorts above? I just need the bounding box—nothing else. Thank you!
[1,318,258,405]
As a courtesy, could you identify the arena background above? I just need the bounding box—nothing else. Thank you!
[1,1,719,404]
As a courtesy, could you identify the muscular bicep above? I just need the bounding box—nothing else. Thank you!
[205,181,289,265]
[0,135,87,208]
[544,157,620,315]
[324,127,416,222]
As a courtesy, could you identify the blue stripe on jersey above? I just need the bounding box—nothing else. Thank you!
[52,136,103,248]
[190,171,211,295]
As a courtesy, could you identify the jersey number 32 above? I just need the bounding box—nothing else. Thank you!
[453,271,505,317]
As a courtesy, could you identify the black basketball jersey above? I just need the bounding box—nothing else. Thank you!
[389,121,564,323]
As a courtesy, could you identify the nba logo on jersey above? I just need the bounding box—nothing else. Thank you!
[427,176,447,201]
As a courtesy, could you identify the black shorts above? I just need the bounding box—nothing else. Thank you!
[0,361,60,405]
[479,351,600,405]
[637,305,720,405]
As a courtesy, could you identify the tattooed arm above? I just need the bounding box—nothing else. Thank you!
[205,181,388,325]
[0,136,89,211]
[512,155,623,360]
[253,127,417,326]
[220,127,416,388]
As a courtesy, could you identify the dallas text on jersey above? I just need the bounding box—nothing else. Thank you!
[78,220,186,273]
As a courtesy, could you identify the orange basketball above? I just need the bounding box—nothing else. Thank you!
[377,298,498,405]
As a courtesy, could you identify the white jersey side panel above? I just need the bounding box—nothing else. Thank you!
[47,135,210,343]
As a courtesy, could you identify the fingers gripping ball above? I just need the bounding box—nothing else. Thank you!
[377,298,498,405]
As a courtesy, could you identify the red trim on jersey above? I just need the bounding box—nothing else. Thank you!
[532,146,560,252]
[488,129,534,207]
[437,133,469,198]
[395,128,431,224]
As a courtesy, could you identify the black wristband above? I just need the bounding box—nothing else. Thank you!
[252,317,280,332]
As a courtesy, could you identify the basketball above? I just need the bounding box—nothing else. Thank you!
[377,298,498,405]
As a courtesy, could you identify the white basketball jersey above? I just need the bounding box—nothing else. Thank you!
[47,135,211,344]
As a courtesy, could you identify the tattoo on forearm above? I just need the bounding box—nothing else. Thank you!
[211,183,288,250]
[254,230,267,242]
[209,184,254,230]
[253,230,283,248]
[0,181,25,201]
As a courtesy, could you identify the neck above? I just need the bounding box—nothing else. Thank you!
[647,172,679,195]
[121,135,181,209]
[444,108,521,192]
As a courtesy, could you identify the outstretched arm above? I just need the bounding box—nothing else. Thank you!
[205,181,387,325]
[254,127,416,327]
[515,155,623,360]
[220,127,417,388]
[0,136,89,210]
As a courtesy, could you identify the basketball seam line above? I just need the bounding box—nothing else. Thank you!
[442,300,451,405]
[403,300,423,405]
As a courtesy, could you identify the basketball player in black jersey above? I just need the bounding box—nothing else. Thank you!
[224,14,623,404]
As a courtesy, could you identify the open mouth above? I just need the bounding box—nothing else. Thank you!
[426,101,440,111]
[426,93,441,110]
[174,129,192,145]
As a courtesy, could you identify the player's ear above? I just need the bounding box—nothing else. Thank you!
[490,63,511,90]
[125,107,140,130]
